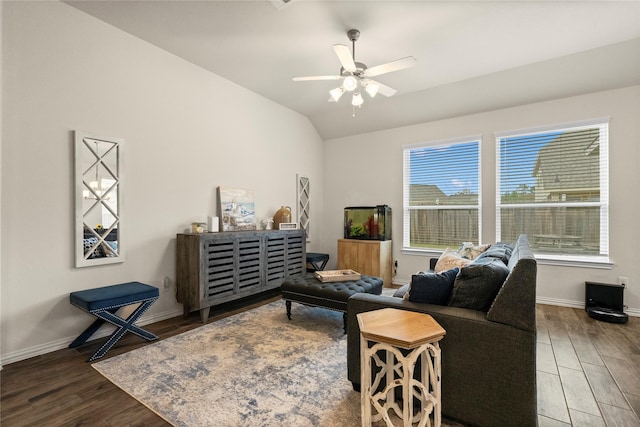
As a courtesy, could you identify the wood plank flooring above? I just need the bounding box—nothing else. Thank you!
[537,304,640,427]
[1,298,639,426]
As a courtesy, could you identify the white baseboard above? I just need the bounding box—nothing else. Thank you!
[0,308,183,367]
[536,296,640,317]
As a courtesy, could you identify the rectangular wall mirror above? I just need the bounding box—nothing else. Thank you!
[75,131,124,267]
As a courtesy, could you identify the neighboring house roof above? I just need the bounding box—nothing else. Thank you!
[409,184,447,205]
[533,128,600,196]
[410,184,477,205]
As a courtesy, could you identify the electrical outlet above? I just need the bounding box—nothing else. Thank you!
[163,277,172,290]
[618,276,629,287]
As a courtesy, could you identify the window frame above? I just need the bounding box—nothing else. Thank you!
[402,135,482,253]
[495,118,610,267]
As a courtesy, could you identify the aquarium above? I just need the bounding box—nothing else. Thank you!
[344,205,391,241]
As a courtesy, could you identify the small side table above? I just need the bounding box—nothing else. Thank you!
[357,308,446,427]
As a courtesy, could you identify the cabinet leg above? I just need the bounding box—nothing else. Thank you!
[200,307,210,323]
[286,300,292,320]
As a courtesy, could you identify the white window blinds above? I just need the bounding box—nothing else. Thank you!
[496,119,609,258]
[403,138,481,250]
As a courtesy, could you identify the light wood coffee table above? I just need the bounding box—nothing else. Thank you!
[357,308,446,427]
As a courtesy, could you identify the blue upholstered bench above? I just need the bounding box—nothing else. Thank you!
[306,252,330,272]
[69,282,159,361]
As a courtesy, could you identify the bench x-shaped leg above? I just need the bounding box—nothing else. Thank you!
[70,298,159,361]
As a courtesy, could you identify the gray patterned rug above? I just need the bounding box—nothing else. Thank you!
[93,298,461,426]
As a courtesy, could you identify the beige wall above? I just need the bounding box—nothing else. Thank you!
[323,86,640,314]
[0,1,324,364]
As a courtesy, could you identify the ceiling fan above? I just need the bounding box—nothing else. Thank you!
[293,29,416,109]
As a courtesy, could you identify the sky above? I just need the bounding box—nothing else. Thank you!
[408,132,561,196]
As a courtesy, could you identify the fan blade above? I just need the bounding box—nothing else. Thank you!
[333,44,356,72]
[293,75,342,82]
[370,80,397,97]
[364,56,416,77]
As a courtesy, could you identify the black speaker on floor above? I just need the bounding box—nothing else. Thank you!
[585,281,628,324]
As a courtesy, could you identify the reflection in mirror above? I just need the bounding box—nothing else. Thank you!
[75,131,124,267]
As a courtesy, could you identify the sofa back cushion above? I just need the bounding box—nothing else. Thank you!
[449,257,510,312]
[475,242,513,264]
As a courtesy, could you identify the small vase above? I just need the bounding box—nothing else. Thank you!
[273,206,292,230]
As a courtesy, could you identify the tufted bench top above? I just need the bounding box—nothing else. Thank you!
[282,273,384,332]
[282,274,383,301]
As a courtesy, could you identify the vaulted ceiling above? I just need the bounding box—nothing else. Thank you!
[65,1,640,139]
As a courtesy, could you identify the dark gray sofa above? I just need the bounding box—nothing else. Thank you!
[347,234,537,426]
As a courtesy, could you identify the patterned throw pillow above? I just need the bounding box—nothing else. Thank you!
[457,242,491,260]
[434,249,472,273]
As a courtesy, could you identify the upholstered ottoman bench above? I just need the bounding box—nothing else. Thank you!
[281,273,383,333]
[69,282,159,361]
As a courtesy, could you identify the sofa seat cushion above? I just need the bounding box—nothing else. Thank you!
[406,268,459,305]
[449,257,510,312]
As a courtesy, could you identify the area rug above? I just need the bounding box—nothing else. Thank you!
[93,298,460,426]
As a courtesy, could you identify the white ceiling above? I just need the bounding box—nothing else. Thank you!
[65,0,640,139]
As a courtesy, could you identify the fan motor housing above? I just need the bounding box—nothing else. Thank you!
[340,62,367,77]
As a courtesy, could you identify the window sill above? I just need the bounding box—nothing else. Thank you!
[402,248,613,269]
[534,254,613,269]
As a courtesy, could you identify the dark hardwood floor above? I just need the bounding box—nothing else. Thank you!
[1,296,639,426]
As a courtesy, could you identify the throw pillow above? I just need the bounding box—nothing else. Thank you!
[434,249,471,273]
[406,268,459,305]
[449,257,510,312]
[475,242,513,264]
[457,242,491,260]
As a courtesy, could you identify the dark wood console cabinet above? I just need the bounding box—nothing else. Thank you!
[176,229,305,322]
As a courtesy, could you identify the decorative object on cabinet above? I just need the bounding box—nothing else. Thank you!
[176,229,305,323]
[297,174,310,241]
[217,186,256,231]
[273,205,292,229]
[74,130,124,267]
[338,239,392,286]
[344,205,391,240]
[191,222,206,233]
[278,223,298,230]
[207,216,219,232]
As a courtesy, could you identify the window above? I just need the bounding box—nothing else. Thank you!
[403,137,481,250]
[496,119,609,260]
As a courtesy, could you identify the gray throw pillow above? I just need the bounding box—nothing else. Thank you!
[407,268,459,305]
[449,258,509,311]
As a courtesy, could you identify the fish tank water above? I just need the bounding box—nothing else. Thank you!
[344,205,391,241]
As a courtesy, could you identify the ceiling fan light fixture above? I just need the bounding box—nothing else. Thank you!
[343,75,358,92]
[329,87,344,102]
[365,82,379,98]
[351,92,364,107]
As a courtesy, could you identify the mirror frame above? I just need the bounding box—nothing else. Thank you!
[74,130,124,267]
